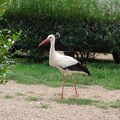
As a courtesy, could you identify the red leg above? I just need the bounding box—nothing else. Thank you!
[61,73,65,99]
[74,80,79,97]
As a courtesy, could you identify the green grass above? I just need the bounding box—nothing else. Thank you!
[55,98,120,109]
[7,61,62,86]
[7,59,120,89]
[26,96,39,102]
[16,92,25,96]
[4,94,13,99]
[40,104,49,109]
[95,100,120,109]
[55,98,94,105]
[33,104,49,109]
[109,100,120,108]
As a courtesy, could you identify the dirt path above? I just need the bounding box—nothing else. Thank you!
[0,81,120,120]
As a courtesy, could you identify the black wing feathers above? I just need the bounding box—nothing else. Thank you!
[64,63,90,75]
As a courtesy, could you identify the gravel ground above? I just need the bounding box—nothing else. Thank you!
[0,81,120,120]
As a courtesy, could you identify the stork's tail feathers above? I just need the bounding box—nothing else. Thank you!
[79,63,90,76]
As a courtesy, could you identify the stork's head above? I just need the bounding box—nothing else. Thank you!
[47,34,55,42]
[37,32,60,47]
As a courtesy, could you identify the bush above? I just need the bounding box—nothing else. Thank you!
[3,0,120,62]
[0,29,20,83]
[0,0,20,83]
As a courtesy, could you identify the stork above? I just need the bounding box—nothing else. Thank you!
[37,33,90,99]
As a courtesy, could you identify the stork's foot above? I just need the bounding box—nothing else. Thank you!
[75,91,79,98]
[72,94,79,99]
[76,94,79,98]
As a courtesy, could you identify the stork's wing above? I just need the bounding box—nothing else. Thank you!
[54,52,90,75]
[54,52,78,68]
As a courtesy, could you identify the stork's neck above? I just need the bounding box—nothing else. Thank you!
[50,40,55,54]
[49,40,56,66]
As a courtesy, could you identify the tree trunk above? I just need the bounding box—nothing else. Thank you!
[112,51,120,64]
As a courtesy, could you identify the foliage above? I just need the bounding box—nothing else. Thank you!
[3,0,120,61]
[0,0,20,83]
[0,0,21,83]
[5,0,120,21]
[0,29,19,83]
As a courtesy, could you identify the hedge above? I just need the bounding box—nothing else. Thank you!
[2,0,120,61]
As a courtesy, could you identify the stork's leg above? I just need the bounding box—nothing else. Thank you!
[61,73,65,99]
[73,80,79,97]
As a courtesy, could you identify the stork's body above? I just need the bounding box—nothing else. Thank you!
[38,34,90,98]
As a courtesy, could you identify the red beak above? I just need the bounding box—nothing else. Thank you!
[37,38,49,48]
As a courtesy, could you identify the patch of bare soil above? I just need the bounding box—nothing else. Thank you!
[95,53,113,61]
[0,81,120,120]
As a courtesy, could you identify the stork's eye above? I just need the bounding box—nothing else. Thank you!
[49,37,52,39]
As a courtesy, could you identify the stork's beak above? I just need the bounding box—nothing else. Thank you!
[37,38,49,48]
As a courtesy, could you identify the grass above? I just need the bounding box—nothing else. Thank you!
[109,100,120,108]
[33,104,49,109]
[16,92,25,96]
[7,59,120,89]
[95,100,120,109]
[26,96,39,102]
[7,59,62,86]
[55,98,94,106]
[55,98,120,109]
[4,94,13,99]
[40,104,49,109]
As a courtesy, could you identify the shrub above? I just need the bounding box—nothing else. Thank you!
[0,0,20,83]
[0,28,20,83]
[3,0,120,62]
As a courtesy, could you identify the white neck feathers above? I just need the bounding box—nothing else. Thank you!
[50,39,55,53]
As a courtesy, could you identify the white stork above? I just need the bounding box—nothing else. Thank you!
[37,33,90,99]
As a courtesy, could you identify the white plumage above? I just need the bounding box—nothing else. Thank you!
[50,51,78,68]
